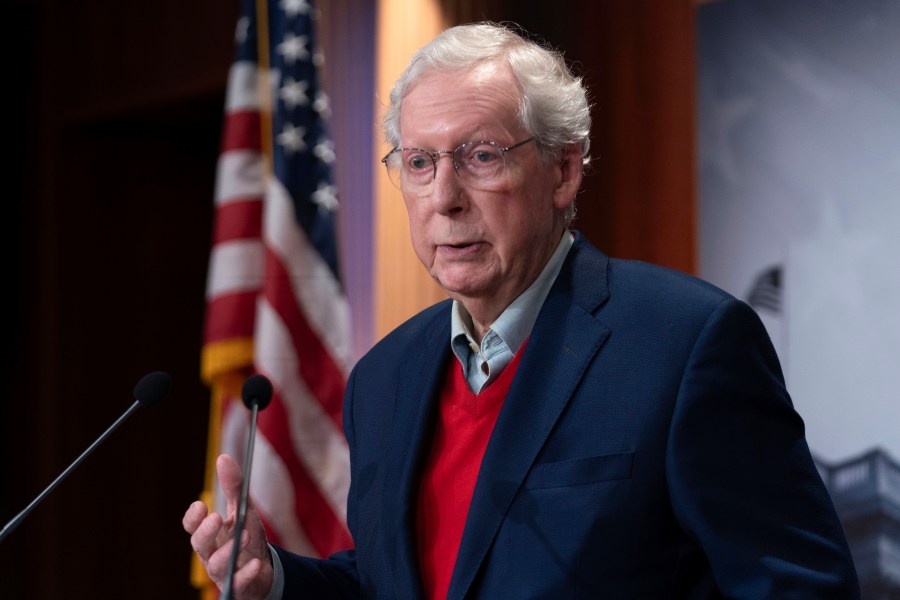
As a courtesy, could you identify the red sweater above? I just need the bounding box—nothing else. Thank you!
[416,345,527,600]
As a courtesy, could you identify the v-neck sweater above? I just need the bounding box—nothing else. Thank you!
[416,342,527,600]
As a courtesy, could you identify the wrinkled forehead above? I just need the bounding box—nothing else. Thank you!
[399,62,524,143]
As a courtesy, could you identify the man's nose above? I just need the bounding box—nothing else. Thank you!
[430,155,466,214]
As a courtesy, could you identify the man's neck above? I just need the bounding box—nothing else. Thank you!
[458,301,500,345]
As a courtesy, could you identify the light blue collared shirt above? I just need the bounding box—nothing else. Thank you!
[451,230,574,393]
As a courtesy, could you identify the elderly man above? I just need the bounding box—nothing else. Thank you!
[185,22,859,599]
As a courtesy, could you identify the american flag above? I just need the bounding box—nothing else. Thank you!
[196,0,353,591]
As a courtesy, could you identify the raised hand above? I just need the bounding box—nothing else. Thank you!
[183,454,275,600]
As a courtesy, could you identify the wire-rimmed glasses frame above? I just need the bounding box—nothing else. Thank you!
[380,138,535,194]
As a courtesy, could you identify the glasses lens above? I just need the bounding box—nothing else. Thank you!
[385,149,437,192]
[454,142,506,191]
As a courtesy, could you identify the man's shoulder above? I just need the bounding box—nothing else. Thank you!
[565,234,736,313]
[608,257,734,304]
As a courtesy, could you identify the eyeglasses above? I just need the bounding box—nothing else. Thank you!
[380,138,535,195]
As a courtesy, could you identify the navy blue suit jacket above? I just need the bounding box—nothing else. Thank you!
[275,234,858,599]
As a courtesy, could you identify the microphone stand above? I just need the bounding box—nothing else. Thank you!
[221,374,272,600]
[0,371,171,544]
[0,404,141,543]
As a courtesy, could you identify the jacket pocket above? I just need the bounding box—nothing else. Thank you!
[525,451,634,489]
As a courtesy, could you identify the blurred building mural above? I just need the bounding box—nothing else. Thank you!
[697,1,900,596]
[818,450,900,599]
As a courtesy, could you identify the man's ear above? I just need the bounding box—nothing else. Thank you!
[552,143,584,211]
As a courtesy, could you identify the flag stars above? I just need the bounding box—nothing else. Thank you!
[280,76,310,109]
[312,182,339,213]
[279,0,311,18]
[313,91,331,117]
[277,123,307,154]
[314,138,336,164]
[235,16,250,44]
[277,33,310,65]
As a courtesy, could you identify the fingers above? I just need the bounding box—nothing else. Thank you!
[182,500,209,535]
[204,528,248,581]
[191,511,228,564]
[232,556,273,600]
[228,537,275,600]
[201,529,275,600]
[184,500,230,567]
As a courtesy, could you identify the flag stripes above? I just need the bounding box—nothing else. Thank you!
[220,111,262,153]
[211,200,263,245]
[263,246,346,425]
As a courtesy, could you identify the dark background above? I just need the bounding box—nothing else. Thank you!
[0,0,696,597]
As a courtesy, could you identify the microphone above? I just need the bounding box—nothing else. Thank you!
[221,373,273,600]
[0,371,172,544]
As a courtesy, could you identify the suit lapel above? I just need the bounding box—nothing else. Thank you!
[446,236,612,600]
[381,303,453,600]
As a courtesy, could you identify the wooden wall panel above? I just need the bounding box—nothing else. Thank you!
[373,0,450,339]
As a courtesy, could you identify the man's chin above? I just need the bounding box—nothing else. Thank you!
[432,273,489,299]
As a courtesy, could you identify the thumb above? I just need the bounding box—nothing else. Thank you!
[217,453,245,520]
